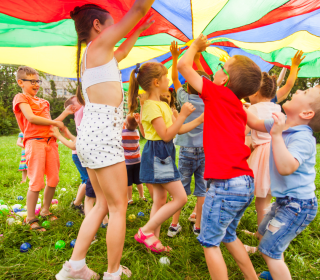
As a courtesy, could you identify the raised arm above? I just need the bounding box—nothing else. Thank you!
[178,34,211,94]
[54,105,75,122]
[276,50,305,103]
[277,67,287,87]
[152,102,195,142]
[19,103,64,129]
[244,107,267,133]
[98,0,155,50]
[270,112,299,175]
[194,52,205,72]
[170,41,182,90]
[115,15,154,62]
[178,113,203,134]
[134,112,145,138]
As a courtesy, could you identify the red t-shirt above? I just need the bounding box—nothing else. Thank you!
[13,93,52,145]
[200,77,253,180]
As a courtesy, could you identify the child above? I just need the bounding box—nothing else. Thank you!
[128,61,203,253]
[56,2,156,279]
[12,66,66,232]
[168,41,210,237]
[245,86,320,280]
[177,34,262,280]
[122,114,147,204]
[161,88,179,118]
[52,127,109,228]
[63,96,87,215]
[17,132,27,183]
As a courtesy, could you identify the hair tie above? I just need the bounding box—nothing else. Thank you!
[135,63,141,74]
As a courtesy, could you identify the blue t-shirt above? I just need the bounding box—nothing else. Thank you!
[264,119,316,199]
[175,87,204,147]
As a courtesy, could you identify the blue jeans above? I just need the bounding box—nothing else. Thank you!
[72,154,89,184]
[197,175,254,247]
[258,196,318,259]
[178,147,206,197]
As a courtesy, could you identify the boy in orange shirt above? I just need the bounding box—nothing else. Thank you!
[13,66,69,231]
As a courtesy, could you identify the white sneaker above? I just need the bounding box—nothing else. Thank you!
[167,224,182,237]
[192,224,201,236]
[103,266,132,280]
[55,261,100,280]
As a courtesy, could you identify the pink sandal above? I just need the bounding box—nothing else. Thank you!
[134,228,171,254]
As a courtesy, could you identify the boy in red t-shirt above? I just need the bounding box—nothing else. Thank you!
[178,35,262,280]
[13,66,69,231]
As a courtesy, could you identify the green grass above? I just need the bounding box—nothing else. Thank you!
[0,134,320,279]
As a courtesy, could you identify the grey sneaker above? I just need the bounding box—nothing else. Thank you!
[55,261,100,280]
[193,224,200,236]
[167,224,182,237]
[70,201,85,215]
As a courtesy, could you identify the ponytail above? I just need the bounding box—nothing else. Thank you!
[260,72,278,99]
[128,69,140,115]
[76,38,85,105]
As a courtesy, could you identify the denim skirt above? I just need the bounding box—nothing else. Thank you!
[140,140,181,184]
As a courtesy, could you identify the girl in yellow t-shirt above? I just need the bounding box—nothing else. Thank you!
[128,62,203,253]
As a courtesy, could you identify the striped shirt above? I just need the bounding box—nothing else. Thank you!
[122,128,141,165]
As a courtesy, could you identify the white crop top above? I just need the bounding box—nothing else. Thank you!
[81,42,121,91]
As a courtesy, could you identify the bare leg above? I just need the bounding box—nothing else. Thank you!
[74,183,86,206]
[84,196,95,216]
[41,186,56,215]
[127,185,133,201]
[139,181,187,249]
[146,183,154,200]
[21,170,27,183]
[102,214,109,224]
[203,246,228,280]
[195,196,205,229]
[26,190,45,231]
[223,238,258,280]
[255,194,273,226]
[150,185,167,238]
[71,162,127,274]
[172,208,182,225]
[262,253,291,280]
[137,184,144,198]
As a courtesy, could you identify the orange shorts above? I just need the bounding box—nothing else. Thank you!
[25,138,60,191]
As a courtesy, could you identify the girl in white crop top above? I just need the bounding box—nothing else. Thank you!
[56,3,155,280]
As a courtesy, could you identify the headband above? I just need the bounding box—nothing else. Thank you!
[135,63,141,74]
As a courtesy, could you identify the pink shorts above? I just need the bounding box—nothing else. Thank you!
[25,138,60,191]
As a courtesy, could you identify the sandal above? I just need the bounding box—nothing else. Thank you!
[23,218,46,231]
[244,245,258,254]
[259,271,273,280]
[40,212,58,221]
[140,197,148,202]
[128,200,134,205]
[134,228,171,254]
[103,265,132,279]
[188,212,196,223]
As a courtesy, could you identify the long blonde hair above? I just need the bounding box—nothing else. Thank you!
[128,62,168,114]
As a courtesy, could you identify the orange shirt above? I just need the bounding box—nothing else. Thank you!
[13,93,52,145]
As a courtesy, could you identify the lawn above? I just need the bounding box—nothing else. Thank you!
[0,134,320,279]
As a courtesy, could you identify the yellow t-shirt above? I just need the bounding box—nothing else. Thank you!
[142,100,173,141]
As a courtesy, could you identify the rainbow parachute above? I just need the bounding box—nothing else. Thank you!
[0,0,319,90]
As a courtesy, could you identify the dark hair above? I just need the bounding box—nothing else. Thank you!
[70,4,110,105]
[166,89,176,109]
[64,95,77,108]
[128,62,168,114]
[227,55,262,100]
[126,115,138,131]
[187,70,210,95]
[259,72,277,99]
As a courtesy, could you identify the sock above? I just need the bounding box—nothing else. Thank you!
[195,226,200,230]
[171,223,178,228]
[69,258,86,271]
[109,266,121,276]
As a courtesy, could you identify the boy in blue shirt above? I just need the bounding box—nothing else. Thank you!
[167,41,210,237]
[246,85,320,280]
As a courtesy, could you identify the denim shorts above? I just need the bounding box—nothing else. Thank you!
[72,154,89,184]
[258,196,318,259]
[140,140,181,184]
[197,175,254,247]
[178,147,206,197]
